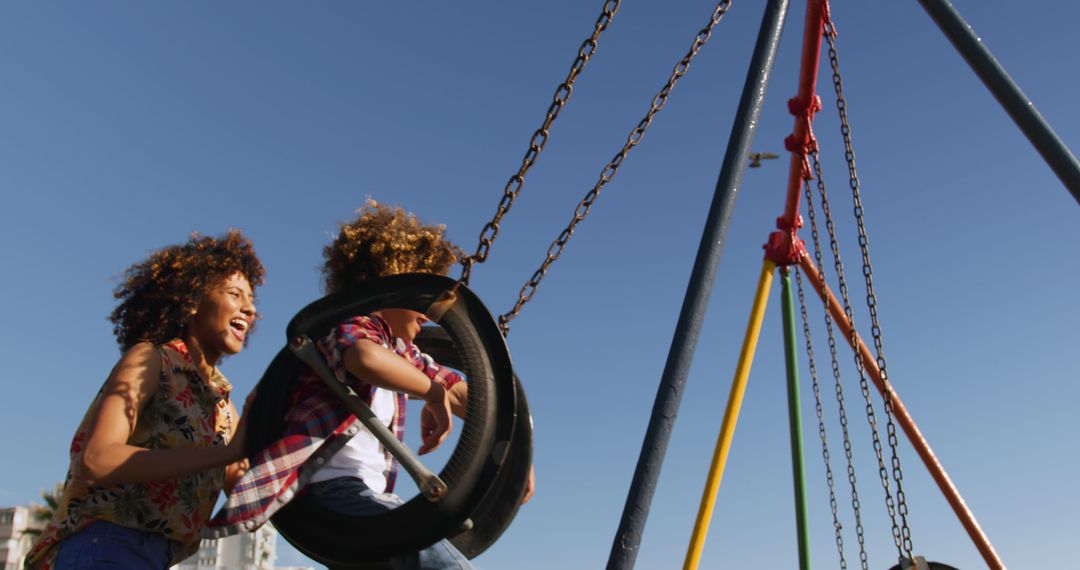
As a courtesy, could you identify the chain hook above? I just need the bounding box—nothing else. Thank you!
[822,0,836,38]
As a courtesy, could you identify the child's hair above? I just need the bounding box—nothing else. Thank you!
[322,199,462,294]
[110,230,265,350]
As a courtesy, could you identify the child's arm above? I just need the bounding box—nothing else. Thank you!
[344,339,453,453]
[447,382,468,419]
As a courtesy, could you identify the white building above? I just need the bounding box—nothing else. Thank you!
[0,506,45,570]
[172,524,279,570]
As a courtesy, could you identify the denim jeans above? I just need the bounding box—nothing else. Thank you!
[305,476,474,570]
[53,520,172,570]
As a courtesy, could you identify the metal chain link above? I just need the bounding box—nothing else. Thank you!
[794,215,849,570]
[497,0,735,334]
[459,0,621,286]
[802,170,871,570]
[810,147,903,561]
[823,18,914,559]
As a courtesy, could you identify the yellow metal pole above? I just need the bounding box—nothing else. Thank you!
[684,259,776,570]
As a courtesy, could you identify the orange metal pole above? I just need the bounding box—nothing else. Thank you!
[798,255,1005,570]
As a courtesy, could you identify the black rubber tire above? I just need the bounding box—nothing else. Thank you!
[886,561,959,570]
[244,274,517,564]
[448,373,532,559]
[414,328,534,559]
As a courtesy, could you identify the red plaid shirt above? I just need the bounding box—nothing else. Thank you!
[204,315,462,537]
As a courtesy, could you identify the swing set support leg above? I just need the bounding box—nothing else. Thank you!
[779,268,812,570]
[684,260,776,570]
[797,256,1005,570]
[605,0,790,567]
[916,0,1080,205]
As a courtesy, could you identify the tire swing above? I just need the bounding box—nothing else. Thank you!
[413,327,534,559]
[243,273,520,566]
[248,0,694,561]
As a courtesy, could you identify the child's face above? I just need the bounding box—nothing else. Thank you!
[377,308,428,342]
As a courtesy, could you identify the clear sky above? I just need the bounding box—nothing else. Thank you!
[1,1,1077,568]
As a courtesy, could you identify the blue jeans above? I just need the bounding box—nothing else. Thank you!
[53,521,172,570]
[305,477,474,570]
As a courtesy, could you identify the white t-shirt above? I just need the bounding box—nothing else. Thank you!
[308,387,397,493]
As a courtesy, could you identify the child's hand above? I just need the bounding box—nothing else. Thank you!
[418,382,452,455]
[522,465,535,504]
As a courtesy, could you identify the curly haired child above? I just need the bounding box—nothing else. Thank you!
[209,201,533,569]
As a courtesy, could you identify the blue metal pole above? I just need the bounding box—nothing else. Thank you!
[917,0,1080,204]
[605,1,791,567]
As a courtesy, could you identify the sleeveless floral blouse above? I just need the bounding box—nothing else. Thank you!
[25,339,234,569]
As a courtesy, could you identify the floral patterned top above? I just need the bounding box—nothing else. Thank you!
[25,339,234,569]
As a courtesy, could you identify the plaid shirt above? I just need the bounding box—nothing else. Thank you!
[204,315,462,537]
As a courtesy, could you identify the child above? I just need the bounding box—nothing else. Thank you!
[209,200,496,569]
[26,231,264,570]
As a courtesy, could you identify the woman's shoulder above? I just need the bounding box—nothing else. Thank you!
[112,342,165,380]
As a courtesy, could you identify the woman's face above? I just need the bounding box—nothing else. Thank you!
[187,272,257,360]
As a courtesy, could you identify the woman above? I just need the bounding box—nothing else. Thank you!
[26,230,265,570]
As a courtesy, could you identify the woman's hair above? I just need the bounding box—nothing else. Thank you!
[110,230,265,350]
[322,199,462,294]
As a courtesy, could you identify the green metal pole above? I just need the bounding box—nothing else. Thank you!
[780,268,810,569]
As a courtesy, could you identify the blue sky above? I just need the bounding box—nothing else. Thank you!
[1,1,1076,568]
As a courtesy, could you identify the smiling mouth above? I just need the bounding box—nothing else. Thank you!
[229,318,249,340]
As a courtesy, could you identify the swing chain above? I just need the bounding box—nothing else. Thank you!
[811,148,901,564]
[459,0,622,286]
[497,0,734,334]
[803,166,873,570]
[807,160,874,569]
[824,18,915,558]
[795,251,849,570]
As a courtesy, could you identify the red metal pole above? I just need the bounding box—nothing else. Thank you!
[765,0,824,267]
[798,255,1005,570]
[780,0,826,228]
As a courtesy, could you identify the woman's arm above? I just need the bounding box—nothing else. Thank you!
[77,343,246,488]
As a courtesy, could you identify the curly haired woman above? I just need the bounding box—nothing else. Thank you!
[26,230,265,570]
